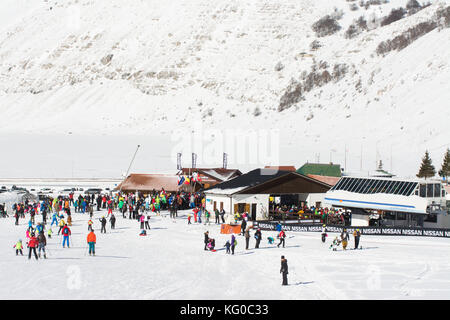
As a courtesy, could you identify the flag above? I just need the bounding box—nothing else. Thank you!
[178,176,185,186]
[184,176,190,185]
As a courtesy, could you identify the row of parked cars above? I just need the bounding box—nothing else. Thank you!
[0,185,111,196]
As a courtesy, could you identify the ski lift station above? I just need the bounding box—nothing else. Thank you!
[324,176,449,228]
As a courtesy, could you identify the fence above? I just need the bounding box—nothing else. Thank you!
[253,221,450,238]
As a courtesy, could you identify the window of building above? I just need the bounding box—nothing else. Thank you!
[419,184,426,197]
[427,184,434,198]
[434,184,441,198]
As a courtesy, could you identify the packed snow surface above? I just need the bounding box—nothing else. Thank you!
[1,208,450,299]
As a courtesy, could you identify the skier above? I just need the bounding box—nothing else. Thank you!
[277,229,286,248]
[37,231,47,259]
[330,236,340,251]
[224,240,231,254]
[14,239,24,256]
[50,212,58,227]
[340,228,349,250]
[88,219,94,231]
[144,214,150,230]
[267,236,275,244]
[110,213,116,230]
[47,227,52,239]
[27,232,39,260]
[214,208,220,224]
[87,230,96,256]
[219,208,225,223]
[57,218,65,235]
[321,224,327,243]
[241,219,247,236]
[244,229,251,250]
[353,229,361,249]
[254,228,262,249]
[280,256,289,286]
[139,214,145,230]
[204,231,209,251]
[231,234,237,255]
[99,216,107,234]
[61,224,71,248]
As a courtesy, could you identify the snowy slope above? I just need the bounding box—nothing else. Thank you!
[0,0,449,177]
[2,208,450,299]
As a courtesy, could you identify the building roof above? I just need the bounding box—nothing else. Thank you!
[306,174,340,187]
[114,174,179,192]
[264,166,296,172]
[204,168,291,195]
[205,169,332,195]
[297,163,342,177]
[177,168,242,182]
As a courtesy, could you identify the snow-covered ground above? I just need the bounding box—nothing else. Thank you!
[2,208,450,300]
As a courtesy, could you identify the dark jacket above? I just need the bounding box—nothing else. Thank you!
[280,259,288,274]
[37,233,47,246]
[204,232,209,244]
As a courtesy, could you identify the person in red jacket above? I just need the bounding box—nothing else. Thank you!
[87,230,96,256]
[277,230,286,248]
[27,232,39,260]
[61,224,71,248]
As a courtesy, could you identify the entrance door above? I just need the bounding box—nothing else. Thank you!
[251,204,257,221]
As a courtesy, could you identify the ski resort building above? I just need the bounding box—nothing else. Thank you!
[324,176,449,228]
[114,174,179,194]
[176,168,242,192]
[204,168,333,221]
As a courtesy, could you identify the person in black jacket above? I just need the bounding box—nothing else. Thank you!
[241,219,247,236]
[110,213,116,230]
[280,255,288,285]
[254,229,262,248]
[99,216,107,233]
[204,231,209,250]
[37,231,47,259]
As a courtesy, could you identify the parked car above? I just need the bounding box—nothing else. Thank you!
[85,188,103,195]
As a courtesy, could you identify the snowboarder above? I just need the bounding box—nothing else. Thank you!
[267,236,275,244]
[280,256,288,286]
[87,230,96,256]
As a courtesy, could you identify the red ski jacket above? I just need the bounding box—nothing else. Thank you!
[28,237,38,248]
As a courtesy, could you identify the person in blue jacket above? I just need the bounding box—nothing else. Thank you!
[50,213,59,227]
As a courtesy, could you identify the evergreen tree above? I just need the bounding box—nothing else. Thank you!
[416,150,435,179]
[438,148,450,184]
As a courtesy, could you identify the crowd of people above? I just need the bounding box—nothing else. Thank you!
[270,203,351,225]
[3,187,367,287]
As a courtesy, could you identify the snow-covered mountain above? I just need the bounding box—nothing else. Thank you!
[0,0,449,177]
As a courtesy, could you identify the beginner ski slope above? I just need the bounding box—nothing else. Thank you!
[1,208,450,300]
